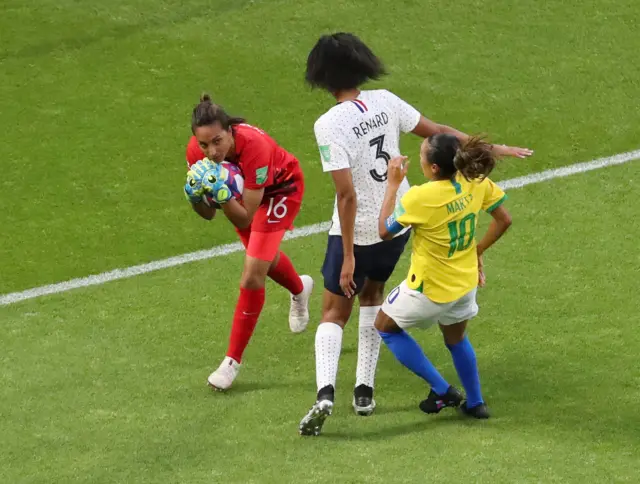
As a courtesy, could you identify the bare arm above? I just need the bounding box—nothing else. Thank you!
[411,115,469,140]
[477,205,512,256]
[331,169,357,257]
[330,169,358,297]
[412,115,533,159]
[220,188,264,230]
[190,200,217,221]
[378,157,409,240]
[476,205,512,287]
[378,186,398,241]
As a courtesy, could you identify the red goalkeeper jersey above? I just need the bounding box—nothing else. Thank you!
[186,123,302,199]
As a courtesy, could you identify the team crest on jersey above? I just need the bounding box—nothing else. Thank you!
[319,145,331,163]
[255,166,268,185]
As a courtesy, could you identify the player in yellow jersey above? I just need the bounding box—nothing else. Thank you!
[375,133,514,419]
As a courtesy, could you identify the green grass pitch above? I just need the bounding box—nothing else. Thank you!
[1,0,639,482]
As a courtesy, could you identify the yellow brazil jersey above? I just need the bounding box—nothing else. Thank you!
[394,172,506,303]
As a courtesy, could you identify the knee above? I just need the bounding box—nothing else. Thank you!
[240,271,266,290]
[373,316,385,332]
[441,326,466,346]
[443,334,464,346]
[321,291,353,327]
[321,309,349,328]
[374,310,401,333]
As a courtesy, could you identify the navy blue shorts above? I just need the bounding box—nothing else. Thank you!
[321,231,410,296]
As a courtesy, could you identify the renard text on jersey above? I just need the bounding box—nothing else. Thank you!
[352,112,389,138]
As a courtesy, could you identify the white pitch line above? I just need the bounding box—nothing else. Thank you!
[498,150,640,190]
[1,149,639,307]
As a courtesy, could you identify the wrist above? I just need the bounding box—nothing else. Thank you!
[491,144,507,155]
[387,183,401,193]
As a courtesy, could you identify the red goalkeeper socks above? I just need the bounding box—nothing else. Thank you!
[226,287,266,363]
[268,252,303,295]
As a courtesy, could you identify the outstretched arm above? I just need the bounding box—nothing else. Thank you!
[411,115,533,159]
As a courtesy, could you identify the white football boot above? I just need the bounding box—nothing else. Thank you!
[299,399,334,436]
[289,275,314,333]
[207,356,241,391]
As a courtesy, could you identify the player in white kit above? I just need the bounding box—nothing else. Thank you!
[298,32,532,436]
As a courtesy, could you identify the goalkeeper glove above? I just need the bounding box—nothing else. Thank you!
[184,158,220,204]
[207,184,233,205]
[191,158,219,181]
[197,159,228,197]
[184,165,206,203]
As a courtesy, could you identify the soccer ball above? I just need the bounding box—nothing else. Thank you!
[204,161,244,208]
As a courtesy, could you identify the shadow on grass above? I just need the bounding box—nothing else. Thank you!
[209,379,307,395]
[320,413,477,441]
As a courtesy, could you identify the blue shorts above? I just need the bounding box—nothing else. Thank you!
[321,232,410,296]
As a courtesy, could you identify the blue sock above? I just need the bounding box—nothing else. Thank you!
[447,336,483,407]
[379,330,450,395]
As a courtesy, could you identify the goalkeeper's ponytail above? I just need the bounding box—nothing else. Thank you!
[191,93,246,132]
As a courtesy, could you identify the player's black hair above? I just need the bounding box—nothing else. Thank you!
[305,33,387,92]
[426,133,496,181]
[191,93,245,132]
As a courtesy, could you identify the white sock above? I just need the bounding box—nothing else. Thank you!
[355,305,381,388]
[315,322,343,392]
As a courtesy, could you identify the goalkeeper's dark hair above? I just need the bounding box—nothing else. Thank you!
[305,33,387,92]
[191,93,245,132]
[426,133,496,181]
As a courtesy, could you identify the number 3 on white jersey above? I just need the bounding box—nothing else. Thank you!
[267,197,288,223]
[369,134,391,182]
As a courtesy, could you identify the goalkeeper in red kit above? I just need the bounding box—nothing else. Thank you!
[184,94,314,390]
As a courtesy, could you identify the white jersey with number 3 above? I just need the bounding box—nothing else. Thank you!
[314,89,421,246]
